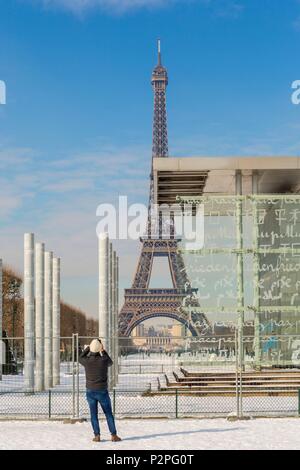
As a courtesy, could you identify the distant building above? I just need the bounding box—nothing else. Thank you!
[136,324,145,337]
[131,324,146,347]
[171,323,185,338]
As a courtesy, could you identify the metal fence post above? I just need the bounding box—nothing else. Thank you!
[72,334,75,418]
[48,390,52,419]
[113,388,116,415]
[76,333,80,419]
[175,388,178,418]
[235,329,240,418]
[239,328,243,418]
[298,389,300,416]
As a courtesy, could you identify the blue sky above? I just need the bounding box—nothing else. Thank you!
[0,0,300,317]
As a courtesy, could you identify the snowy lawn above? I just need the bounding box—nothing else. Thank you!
[0,418,299,450]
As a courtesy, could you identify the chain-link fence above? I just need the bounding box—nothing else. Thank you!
[1,333,300,419]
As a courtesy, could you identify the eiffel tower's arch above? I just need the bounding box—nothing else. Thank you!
[123,312,199,338]
[118,276,207,338]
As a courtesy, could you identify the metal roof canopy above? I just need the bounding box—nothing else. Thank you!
[153,157,300,205]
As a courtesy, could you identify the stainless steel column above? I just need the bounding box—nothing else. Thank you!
[108,243,113,388]
[0,258,2,381]
[44,251,53,389]
[98,233,109,349]
[111,250,117,387]
[24,233,35,392]
[114,255,120,384]
[35,242,45,391]
[52,257,61,387]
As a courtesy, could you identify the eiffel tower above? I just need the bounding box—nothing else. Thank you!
[118,41,208,337]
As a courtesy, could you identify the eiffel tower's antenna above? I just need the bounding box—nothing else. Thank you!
[151,39,168,158]
[158,38,161,65]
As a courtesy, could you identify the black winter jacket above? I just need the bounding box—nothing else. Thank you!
[79,346,113,391]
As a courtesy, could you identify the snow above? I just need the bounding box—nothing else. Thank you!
[1,353,300,449]
[0,418,300,450]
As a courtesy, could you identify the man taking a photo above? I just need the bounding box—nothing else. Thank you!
[79,338,121,443]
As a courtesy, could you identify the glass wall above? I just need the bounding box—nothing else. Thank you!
[179,194,300,367]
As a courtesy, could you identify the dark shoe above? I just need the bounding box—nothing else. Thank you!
[111,434,121,442]
[93,435,101,442]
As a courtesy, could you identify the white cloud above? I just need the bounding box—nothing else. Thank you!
[0,194,23,217]
[12,0,244,23]
[213,0,243,19]
[293,16,300,31]
[0,147,35,169]
[31,0,177,14]
[44,178,93,192]
[28,0,244,17]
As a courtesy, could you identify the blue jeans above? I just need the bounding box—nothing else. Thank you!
[86,389,117,436]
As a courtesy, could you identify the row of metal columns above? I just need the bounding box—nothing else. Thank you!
[98,233,119,388]
[24,233,61,392]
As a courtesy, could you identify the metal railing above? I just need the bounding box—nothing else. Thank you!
[1,334,300,419]
[1,389,299,420]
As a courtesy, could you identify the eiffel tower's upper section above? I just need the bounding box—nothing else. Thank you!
[151,40,168,159]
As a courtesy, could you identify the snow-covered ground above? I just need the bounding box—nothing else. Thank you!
[0,418,300,450]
